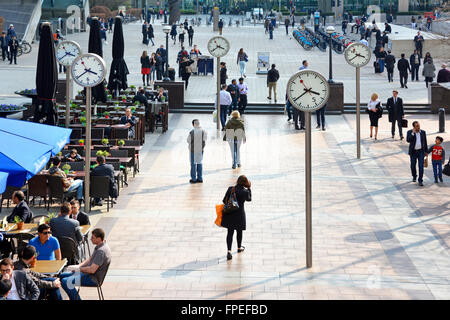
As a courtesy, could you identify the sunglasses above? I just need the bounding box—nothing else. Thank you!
[41,231,52,235]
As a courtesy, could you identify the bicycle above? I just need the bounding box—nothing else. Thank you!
[16,39,32,57]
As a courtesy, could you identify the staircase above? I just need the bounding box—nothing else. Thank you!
[0,0,41,41]
[343,103,431,114]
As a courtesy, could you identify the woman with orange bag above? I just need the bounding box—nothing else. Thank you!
[221,175,252,261]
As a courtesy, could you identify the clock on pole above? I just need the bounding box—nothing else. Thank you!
[71,53,106,213]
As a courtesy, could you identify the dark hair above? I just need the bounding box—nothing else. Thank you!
[70,149,78,154]
[239,77,244,81]
[20,245,36,260]
[52,156,62,167]
[13,190,25,202]
[221,84,227,90]
[192,119,199,126]
[60,202,71,215]
[231,79,236,83]
[401,53,405,58]
[436,136,443,143]
[0,279,12,296]
[412,121,419,127]
[38,223,50,233]
[97,155,105,164]
[91,228,105,241]
[302,60,307,65]
[220,62,225,66]
[271,64,276,68]
[0,258,14,268]
[70,199,79,206]
[237,175,250,188]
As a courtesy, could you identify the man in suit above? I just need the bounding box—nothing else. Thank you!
[132,87,150,122]
[49,203,83,248]
[397,53,411,88]
[69,199,90,226]
[386,90,405,140]
[6,191,33,223]
[226,79,240,115]
[413,31,424,58]
[91,156,118,207]
[406,121,428,186]
[385,50,396,82]
[0,258,39,300]
[142,21,148,44]
[120,108,137,139]
[410,50,421,81]
[156,45,167,73]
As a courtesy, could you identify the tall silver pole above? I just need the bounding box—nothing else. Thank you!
[84,87,91,213]
[305,111,312,268]
[356,67,361,159]
[216,57,221,130]
[65,66,71,128]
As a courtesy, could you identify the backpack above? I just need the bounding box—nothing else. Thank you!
[223,187,239,214]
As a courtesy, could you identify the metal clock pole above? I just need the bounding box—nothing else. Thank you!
[216,56,221,130]
[356,66,361,159]
[84,86,91,213]
[65,66,71,128]
[305,110,312,268]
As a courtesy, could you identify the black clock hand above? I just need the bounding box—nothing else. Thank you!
[76,70,88,79]
[86,69,98,75]
[309,90,320,95]
[293,91,308,101]
[210,46,218,52]
[66,52,76,57]
[349,55,358,61]
[59,52,68,60]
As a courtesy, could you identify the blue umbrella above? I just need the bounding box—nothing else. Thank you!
[0,172,8,193]
[0,118,71,187]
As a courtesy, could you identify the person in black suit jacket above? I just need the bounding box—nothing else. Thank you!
[397,53,411,88]
[90,156,117,206]
[119,108,137,139]
[69,199,90,226]
[6,191,33,223]
[221,175,252,261]
[406,121,428,186]
[386,90,404,139]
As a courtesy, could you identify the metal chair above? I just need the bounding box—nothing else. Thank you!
[27,175,48,207]
[30,214,49,224]
[10,233,35,259]
[91,128,105,140]
[89,176,113,212]
[119,147,138,177]
[66,161,84,171]
[77,261,110,300]
[57,236,79,265]
[47,175,78,210]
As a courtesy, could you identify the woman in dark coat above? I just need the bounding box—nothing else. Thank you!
[180,56,194,89]
[140,50,151,86]
[222,175,252,261]
[147,23,155,46]
[170,24,177,44]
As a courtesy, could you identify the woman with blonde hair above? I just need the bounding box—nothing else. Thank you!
[223,110,246,169]
[367,93,382,140]
[140,50,151,86]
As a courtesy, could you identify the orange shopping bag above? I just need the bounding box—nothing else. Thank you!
[215,204,224,227]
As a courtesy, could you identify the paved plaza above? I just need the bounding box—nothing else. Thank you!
[0,18,449,300]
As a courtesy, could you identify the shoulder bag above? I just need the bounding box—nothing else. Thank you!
[443,159,450,176]
[223,187,240,214]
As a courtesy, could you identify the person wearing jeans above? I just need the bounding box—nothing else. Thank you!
[187,119,207,184]
[218,84,232,131]
[48,157,83,203]
[427,136,445,183]
[236,48,248,78]
[316,103,327,131]
[224,111,246,169]
[406,121,428,186]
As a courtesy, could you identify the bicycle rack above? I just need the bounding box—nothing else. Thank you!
[292,29,314,51]
[304,28,327,52]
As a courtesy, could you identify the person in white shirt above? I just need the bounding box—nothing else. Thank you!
[0,258,39,300]
[237,78,248,114]
[187,119,207,183]
[177,24,185,46]
[359,38,369,47]
[217,84,232,131]
[367,93,382,140]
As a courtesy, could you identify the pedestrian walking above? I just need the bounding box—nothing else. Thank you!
[367,93,382,140]
[178,24,185,47]
[406,121,428,186]
[291,13,295,27]
[386,90,404,140]
[422,59,436,88]
[223,111,246,169]
[100,27,107,47]
[147,23,155,46]
[427,136,445,183]
[375,47,387,73]
[220,62,227,85]
[268,22,274,40]
[285,17,290,35]
[187,119,207,184]
[236,48,248,78]
[423,51,433,64]
[342,19,348,35]
[170,24,177,44]
[142,21,148,44]
[385,50,396,82]
[217,84,232,130]
[180,56,194,89]
[397,53,411,88]
[237,77,248,114]
[140,51,151,87]
[177,46,189,78]
[426,16,432,30]
[218,19,224,35]
[437,64,450,83]
[149,52,157,84]
[411,16,416,29]
[227,79,240,114]
[0,32,8,61]
[8,36,18,65]
[155,51,164,80]
[188,26,194,47]
[222,175,251,261]
[410,50,421,81]
[264,19,269,34]
[413,31,424,58]
[267,64,280,103]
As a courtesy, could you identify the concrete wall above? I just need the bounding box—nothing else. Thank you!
[24,0,42,43]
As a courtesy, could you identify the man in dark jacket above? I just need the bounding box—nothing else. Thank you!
[220,62,227,85]
[384,22,392,33]
[50,203,83,246]
[385,50,396,82]
[8,35,18,65]
[176,46,189,78]
[226,79,240,115]
[147,23,155,46]
[436,64,450,83]
[267,64,280,102]
[397,53,411,88]
[413,31,424,58]
[91,156,118,206]
[69,199,90,226]
[155,51,164,80]
[0,32,8,61]
[120,108,137,138]
[410,50,421,81]
[7,191,33,223]
[0,258,39,300]
[406,121,428,186]
[342,20,348,35]
[14,246,62,300]
[218,19,224,35]
[386,90,404,140]
[132,87,150,119]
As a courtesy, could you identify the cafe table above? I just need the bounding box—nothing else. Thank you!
[31,258,68,276]
[3,223,38,235]
[80,225,92,258]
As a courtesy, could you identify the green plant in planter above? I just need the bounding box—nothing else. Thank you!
[107,94,113,100]
[13,216,23,224]
[134,101,141,106]
[57,152,62,157]
[78,139,85,145]
[70,103,78,109]
[118,139,125,146]
[115,106,121,111]
[121,95,127,101]
[96,150,110,157]
[101,138,109,146]
[114,101,120,106]
[130,85,136,89]
[44,212,58,224]
[130,106,136,113]
[62,163,71,174]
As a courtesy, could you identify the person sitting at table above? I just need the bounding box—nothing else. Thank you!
[0,278,12,300]
[28,224,62,261]
[59,228,111,300]
[48,157,84,204]
[133,87,150,123]
[90,156,118,207]
[119,108,137,139]
[14,246,63,300]
[0,258,40,300]
[64,149,82,162]
[156,86,168,102]
[69,199,90,226]
[50,203,83,263]
[6,190,33,223]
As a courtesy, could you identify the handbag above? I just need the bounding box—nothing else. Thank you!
[401,119,408,128]
[443,160,450,176]
[186,65,192,74]
[212,110,217,123]
[215,204,224,227]
[223,187,240,214]
[424,156,428,168]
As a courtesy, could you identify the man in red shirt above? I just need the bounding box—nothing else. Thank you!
[427,136,445,183]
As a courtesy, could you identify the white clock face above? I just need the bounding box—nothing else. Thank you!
[71,53,106,88]
[56,41,81,67]
[287,70,329,112]
[344,43,371,68]
[207,36,230,57]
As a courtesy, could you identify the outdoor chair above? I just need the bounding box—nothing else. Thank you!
[91,128,104,140]
[113,128,129,140]
[30,215,49,224]
[58,236,79,265]
[27,175,49,208]
[67,161,84,171]
[109,149,128,158]
[77,261,110,300]
[123,139,141,146]
[70,128,82,140]
[93,145,111,152]
[0,186,22,211]
[10,233,35,259]
[47,175,78,210]
[105,161,123,189]
[89,176,113,212]
[119,147,138,177]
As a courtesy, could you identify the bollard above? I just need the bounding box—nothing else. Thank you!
[439,108,445,133]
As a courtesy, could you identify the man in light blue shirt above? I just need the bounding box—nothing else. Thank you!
[299,60,308,70]
[216,84,232,131]
[28,224,61,261]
